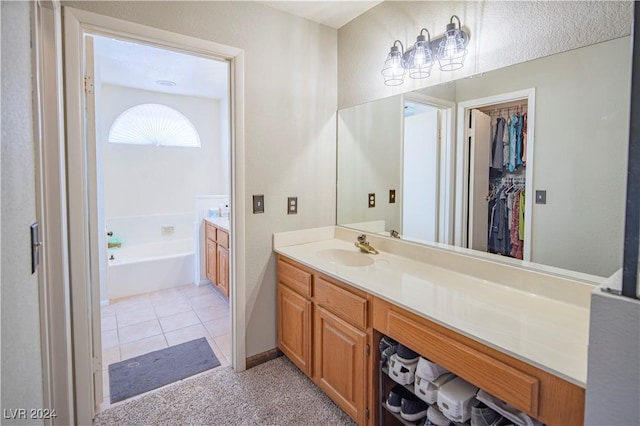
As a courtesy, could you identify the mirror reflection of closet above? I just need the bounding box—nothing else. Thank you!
[462,92,533,261]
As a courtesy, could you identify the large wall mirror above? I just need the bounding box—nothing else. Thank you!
[337,36,631,279]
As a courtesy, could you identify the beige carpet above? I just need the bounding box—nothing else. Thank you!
[94,356,355,425]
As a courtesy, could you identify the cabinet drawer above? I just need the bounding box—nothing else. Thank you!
[217,229,229,248]
[278,259,312,298]
[387,310,539,417]
[315,276,367,329]
[206,222,216,242]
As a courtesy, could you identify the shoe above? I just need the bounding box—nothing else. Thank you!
[396,344,420,362]
[381,345,396,368]
[425,406,451,426]
[388,353,419,385]
[386,385,412,413]
[379,336,398,367]
[379,335,398,354]
[416,357,450,381]
[400,395,428,421]
[471,400,502,426]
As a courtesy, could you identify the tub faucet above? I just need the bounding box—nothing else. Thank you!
[355,234,379,255]
[389,229,400,238]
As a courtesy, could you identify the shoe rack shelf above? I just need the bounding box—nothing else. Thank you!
[378,362,424,426]
[380,361,474,426]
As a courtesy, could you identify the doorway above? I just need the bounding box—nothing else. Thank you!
[402,93,456,245]
[456,89,535,260]
[62,8,246,422]
[91,35,232,410]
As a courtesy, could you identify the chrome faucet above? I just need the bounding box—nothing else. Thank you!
[389,229,400,239]
[355,234,379,255]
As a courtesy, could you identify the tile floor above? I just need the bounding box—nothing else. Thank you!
[99,283,230,410]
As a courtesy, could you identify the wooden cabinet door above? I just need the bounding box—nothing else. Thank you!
[278,284,312,376]
[314,306,367,424]
[206,240,217,284]
[217,245,229,298]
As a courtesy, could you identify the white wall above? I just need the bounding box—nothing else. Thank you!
[65,1,338,357]
[586,273,640,425]
[337,95,403,231]
[338,1,632,109]
[100,84,225,217]
[1,1,46,422]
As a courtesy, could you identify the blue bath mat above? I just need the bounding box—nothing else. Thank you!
[108,337,220,403]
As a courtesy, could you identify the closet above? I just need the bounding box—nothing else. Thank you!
[464,93,532,261]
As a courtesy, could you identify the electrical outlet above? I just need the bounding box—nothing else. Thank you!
[287,197,298,214]
[368,193,376,208]
[253,195,265,213]
[389,189,396,204]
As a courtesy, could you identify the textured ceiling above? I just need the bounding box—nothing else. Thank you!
[94,36,229,100]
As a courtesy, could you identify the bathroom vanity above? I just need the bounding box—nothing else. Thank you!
[205,217,230,298]
[274,226,598,426]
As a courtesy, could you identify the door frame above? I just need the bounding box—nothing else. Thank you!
[402,92,456,245]
[455,88,536,260]
[61,7,246,423]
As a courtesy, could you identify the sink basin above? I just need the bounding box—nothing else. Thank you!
[316,249,375,267]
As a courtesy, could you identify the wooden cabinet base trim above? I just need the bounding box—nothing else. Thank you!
[387,310,539,416]
[373,296,584,426]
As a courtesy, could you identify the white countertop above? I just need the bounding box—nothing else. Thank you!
[204,216,230,232]
[274,231,591,388]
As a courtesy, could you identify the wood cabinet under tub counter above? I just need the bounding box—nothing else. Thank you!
[205,218,230,298]
[275,236,591,426]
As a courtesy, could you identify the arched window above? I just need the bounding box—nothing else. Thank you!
[108,103,201,147]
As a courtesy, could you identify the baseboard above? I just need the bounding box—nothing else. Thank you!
[245,348,283,369]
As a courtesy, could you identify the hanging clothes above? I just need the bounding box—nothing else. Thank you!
[490,117,506,178]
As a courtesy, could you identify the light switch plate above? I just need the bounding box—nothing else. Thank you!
[287,197,298,214]
[389,189,396,204]
[253,194,265,213]
[535,190,547,204]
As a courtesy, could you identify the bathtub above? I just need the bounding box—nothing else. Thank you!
[107,238,195,300]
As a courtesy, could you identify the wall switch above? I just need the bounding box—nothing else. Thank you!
[253,194,265,213]
[287,197,298,214]
[535,190,547,204]
[368,193,376,208]
[389,189,396,204]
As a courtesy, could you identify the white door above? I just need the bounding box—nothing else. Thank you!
[468,109,492,252]
[84,34,104,410]
[403,105,440,241]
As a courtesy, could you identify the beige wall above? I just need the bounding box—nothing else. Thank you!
[338,1,632,108]
[64,0,338,357]
[337,95,402,230]
[1,1,46,422]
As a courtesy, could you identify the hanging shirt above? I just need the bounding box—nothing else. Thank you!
[519,190,525,241]
[491,118,505,171]
[515,114,524,168]
[522,113,528,165]
[509,115,518,172]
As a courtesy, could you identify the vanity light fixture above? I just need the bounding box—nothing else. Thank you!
[408,28,434,79]
[381,40,406,86]
[382,15,470,86]
[437,15,468,71]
